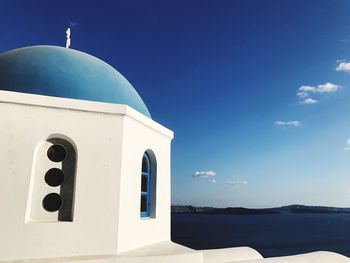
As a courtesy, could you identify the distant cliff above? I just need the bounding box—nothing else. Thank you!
[284,204,350,214]
[171,204,350,215]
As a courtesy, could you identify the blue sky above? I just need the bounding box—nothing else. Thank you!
[1,0,350,208]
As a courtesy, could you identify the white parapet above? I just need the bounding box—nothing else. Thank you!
[201,247,263,262]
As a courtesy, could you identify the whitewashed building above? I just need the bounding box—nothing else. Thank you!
[0,45,349,263]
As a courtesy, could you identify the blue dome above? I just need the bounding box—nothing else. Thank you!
[0,45,151,118]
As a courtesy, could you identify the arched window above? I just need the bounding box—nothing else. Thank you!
[26,137,77,222]
[140,151,156,218]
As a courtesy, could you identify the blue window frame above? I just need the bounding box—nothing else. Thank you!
[140,153,151,217]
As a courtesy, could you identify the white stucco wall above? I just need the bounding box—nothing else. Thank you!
[117,114,172,253]
[0,91,173,261]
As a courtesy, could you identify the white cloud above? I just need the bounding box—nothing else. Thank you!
[227,180,248,186]
[343,139,350,151]
[299,85,316,92]
[317,82,340,93]
[336,61,350,73]
[298,82,339,94]
[297,82,340,104]
[274,121,301,127]
[193,171,216,178]
[297,92,309,98]
[208,179,216,183]
[300,98,318,104]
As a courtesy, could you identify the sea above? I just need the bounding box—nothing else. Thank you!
[171,213,350,257]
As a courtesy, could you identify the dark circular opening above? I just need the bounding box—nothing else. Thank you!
[47,144,67,162]
[42,193,63,212]
[45,168,64,187]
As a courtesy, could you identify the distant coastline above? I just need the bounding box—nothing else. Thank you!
[171,205,350,215]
